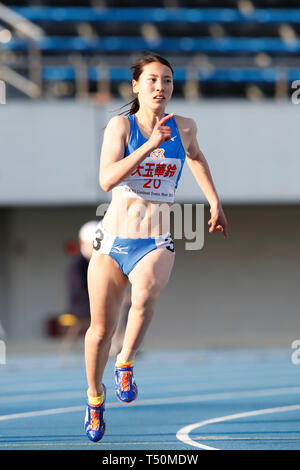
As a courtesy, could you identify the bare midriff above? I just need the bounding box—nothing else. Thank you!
[102,186,172,238]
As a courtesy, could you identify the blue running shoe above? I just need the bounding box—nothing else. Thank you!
[84,384,106,442]
[115,364,138,403]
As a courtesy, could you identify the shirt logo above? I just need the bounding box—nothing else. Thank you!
[150,148,165,159]
[170,135,177,142]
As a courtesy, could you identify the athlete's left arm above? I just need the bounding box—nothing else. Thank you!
[184,118,228,239]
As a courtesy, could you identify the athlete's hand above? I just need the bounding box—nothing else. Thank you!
[208,204,228,239]
[148,113,174,149]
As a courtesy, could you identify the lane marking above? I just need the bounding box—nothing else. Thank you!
[1,396,300,449]
[2,436,300,449]
[0,405,85,421]
[0,441,180,448]
[2,387,300,421]
[176,404,300,450]
[2,384,300,405]
[194,436,300,440]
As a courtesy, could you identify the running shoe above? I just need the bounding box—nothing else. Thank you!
[84,384,106,442]
[115,364,138,403]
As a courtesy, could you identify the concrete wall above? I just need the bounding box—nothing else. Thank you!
[0,99,298,205]
[0,102,101,205]
[1,204,299,348]
[4,206,96,339]
[148,204,300,349]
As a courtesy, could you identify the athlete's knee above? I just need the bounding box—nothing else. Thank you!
[131,284,160,311]
[87,322,116,345]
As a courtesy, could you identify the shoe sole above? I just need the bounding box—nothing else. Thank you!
[116,392,138,404]
[85,424,106,443]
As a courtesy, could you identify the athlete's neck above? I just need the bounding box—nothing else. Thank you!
[135,106,166,131]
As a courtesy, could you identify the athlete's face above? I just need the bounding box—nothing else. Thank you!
[132,62,174,111]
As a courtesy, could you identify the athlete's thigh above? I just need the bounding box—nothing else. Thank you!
[88,251,128,328]
[128,248,175,298]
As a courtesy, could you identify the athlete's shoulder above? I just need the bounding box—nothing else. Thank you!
[105,114,130,135]
[173,115,197,135]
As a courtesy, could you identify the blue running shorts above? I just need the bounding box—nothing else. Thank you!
[93,222,175,276]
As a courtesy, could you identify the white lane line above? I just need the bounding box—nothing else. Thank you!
[1,384,300,405]
[0,401,130,421]
[176,404,300,450]
[0,441,179,448]
[0,405,85,421]
[5,436,300,449]
[1,387,300,421]
[194,436,300,440]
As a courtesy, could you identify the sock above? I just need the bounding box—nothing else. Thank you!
[87,386,104,406]
[116,360,134,367]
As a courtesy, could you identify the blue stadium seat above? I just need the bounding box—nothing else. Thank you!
[0,2,299,99]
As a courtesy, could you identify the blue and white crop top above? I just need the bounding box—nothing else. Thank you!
[117,114,186,203]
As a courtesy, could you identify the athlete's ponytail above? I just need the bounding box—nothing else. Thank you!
[128,97,140,115]
[117,96,139,116]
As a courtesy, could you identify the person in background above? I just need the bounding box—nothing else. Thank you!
[59,220,130,359]
[58,220,98,358]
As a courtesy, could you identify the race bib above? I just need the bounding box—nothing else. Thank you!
[121,156,181,203]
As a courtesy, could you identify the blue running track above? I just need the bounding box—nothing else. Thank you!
[0,348,300,450]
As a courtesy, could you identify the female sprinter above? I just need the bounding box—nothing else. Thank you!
[84,54,228,442]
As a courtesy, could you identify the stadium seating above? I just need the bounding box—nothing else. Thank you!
[0,0,299,99]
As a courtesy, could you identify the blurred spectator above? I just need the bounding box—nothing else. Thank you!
[59,220,98,358]
[59,219,131,358]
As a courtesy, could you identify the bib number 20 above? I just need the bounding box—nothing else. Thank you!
[143,179,161,189]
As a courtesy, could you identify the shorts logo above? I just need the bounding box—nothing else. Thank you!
[111,246,129,255]
[150,148,165,159]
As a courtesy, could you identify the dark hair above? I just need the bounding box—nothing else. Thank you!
[119,54,174,116]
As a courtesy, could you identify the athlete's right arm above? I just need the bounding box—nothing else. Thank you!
[99,114,173,192]
[99,115,153,192]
